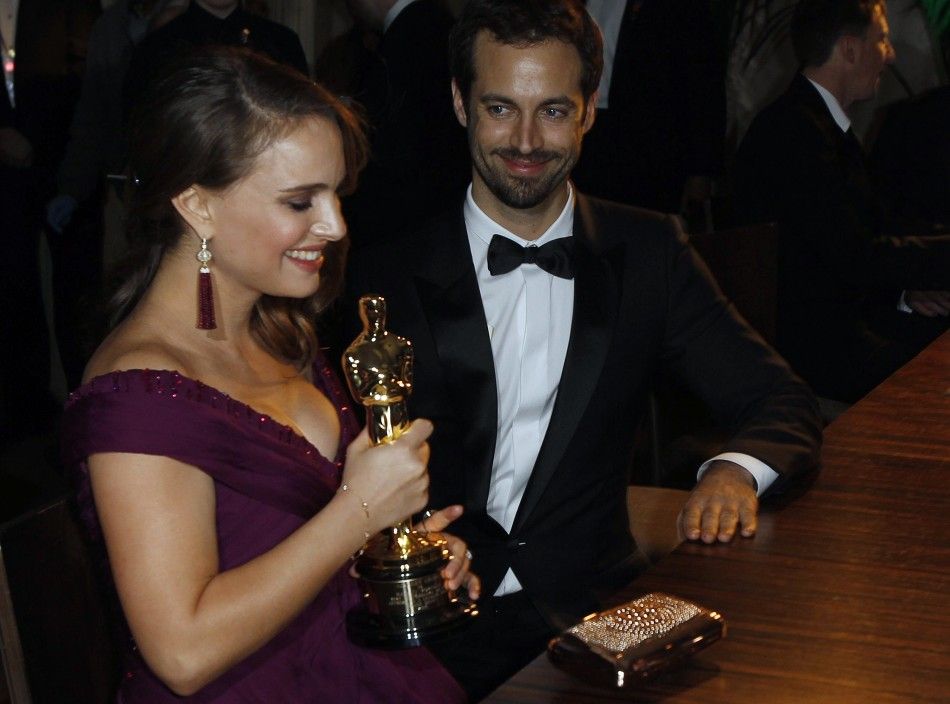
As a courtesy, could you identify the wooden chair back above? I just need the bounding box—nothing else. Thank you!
[688,222,778,344]
[0,496,116,704]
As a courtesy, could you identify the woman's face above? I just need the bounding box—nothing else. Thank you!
[202,116,347,302]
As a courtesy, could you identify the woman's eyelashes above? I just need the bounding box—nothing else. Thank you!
[287,200,312,212]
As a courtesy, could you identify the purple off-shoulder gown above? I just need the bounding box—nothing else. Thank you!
[61,357,465,703]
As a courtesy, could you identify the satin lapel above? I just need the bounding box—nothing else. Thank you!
[511,195,619,534]
[412,213,498,511]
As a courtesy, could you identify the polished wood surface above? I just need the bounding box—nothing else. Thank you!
[486,331,950,704]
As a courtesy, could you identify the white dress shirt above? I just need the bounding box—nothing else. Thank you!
[463,184,778,596]
[465,185,575,595]
[806,76,851,132]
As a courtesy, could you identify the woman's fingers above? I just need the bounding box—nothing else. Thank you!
[419,504,463,533]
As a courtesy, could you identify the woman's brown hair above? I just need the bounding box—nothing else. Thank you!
[112,46,367,369]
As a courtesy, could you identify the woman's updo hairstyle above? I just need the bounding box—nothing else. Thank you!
[112,46,367,368]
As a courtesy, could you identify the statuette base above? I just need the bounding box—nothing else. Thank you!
[347,529,477,649]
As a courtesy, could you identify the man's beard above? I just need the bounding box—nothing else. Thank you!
[471,144,576,209]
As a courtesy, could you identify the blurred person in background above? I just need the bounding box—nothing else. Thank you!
[0,0,99,445]
[734,0,950,404]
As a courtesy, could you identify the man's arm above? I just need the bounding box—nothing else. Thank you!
[657,216,823,542]
[737,105,950,293]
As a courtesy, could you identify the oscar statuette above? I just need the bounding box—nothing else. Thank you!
[342,295,476,648]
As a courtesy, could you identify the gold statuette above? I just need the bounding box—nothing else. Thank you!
[342,295,476,648]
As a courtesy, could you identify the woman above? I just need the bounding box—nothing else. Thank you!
[61,47,476,702]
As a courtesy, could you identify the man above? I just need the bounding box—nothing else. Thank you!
[346,1,821,699]
[342,0,469,249]
[572,0,726,221]
[734,0,950,404]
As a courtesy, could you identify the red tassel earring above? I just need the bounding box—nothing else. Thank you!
[196,238,216,330]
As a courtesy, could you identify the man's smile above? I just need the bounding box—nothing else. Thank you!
[494,148,558,177]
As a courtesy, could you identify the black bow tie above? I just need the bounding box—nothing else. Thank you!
[486,234,575,279]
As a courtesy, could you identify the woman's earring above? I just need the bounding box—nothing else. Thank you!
[196,238,216,330]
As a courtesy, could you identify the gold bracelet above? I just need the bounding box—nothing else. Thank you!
[340,484,371,544]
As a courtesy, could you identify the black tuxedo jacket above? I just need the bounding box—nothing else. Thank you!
[734,75,950,400]
[344,193,821,623]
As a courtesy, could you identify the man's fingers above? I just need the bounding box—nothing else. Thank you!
[678,500,703,541]
[681,491,758,544]
[465,571,481,600]
[716,507,739,542]
[715,497,758,541]
[738,500,758,537]
[441,536,470,590]
[700,504,722,544]
[442,536,465,572]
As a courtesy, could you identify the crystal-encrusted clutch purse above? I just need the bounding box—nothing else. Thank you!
[547,593,725,688]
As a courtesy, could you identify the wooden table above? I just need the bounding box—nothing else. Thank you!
[486,331,950,704]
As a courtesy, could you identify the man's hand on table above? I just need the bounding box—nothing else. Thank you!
[678,460,758,544]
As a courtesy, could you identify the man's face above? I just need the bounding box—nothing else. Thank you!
[848,3,895,104]
[452,32,595,219]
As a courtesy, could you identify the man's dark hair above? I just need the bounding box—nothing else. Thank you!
[791,0,884,68]
[449,0,603,107]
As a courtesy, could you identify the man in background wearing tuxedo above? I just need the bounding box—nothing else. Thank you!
[735,0,950,404]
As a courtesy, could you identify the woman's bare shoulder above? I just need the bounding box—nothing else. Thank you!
[84,325,194,383]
